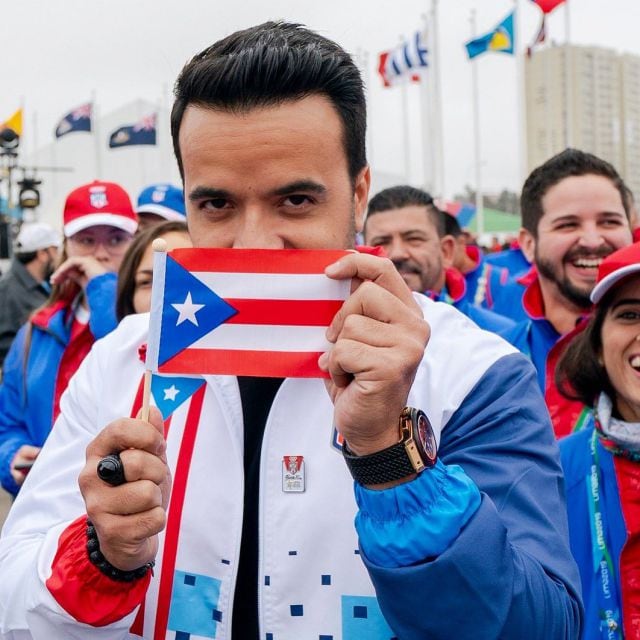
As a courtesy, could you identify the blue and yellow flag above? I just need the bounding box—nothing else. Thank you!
[465,11,515,59]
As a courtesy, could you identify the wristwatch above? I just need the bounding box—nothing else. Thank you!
[342,407,437,486]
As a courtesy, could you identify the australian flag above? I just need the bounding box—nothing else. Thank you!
[109,113,157,148]
[55,103,92,138]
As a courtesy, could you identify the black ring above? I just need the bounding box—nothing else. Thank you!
[97,453,126,486]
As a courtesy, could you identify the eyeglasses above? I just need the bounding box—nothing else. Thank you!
[68,230,133,256]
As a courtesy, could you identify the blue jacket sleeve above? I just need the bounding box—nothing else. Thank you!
[361,353,583,640]
[355,460,480,567]
[0,325,31,496]
[85,272,118,339]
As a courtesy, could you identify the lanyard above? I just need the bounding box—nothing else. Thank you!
[588,429,623,639]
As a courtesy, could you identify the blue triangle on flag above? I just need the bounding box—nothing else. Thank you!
[151,374,206,419]
[158,255,238,366]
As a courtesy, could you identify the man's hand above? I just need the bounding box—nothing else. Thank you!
[50,256,110,290]
[78,407,171,571]
[10,445,41,485]
[319,253,430,455]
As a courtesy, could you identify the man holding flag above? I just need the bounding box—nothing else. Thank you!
[0,21,581,640]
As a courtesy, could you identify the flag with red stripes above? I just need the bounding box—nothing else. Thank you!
[146,248,350,378]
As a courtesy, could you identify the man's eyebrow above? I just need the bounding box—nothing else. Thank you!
[271,180,327,197]
[188,186,231,202]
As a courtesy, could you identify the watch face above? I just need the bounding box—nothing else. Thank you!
[416,412,437,467]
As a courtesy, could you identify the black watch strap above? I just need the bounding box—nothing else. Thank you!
[342,440,416,486]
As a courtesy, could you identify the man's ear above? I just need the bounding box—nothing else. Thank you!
[440,235,456,269]
[353,165,371,234]
[518,227,536,263]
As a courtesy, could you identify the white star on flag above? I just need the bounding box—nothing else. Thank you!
[163,385,180,401]
[172,292,205,326]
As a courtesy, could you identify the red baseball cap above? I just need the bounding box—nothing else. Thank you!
[591,242,640,304]
[63,180,138,237]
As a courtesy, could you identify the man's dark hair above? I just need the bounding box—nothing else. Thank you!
[366,185,445,236]
[555,298,613,407]
[442,211,462,238]
[521,148,630,237]
[15,251,37,265]
[171,21,366,183]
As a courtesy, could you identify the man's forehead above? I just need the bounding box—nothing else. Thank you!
[540,175,625,219]
[366,207,436,233]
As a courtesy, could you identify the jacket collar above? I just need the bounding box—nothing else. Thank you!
[427,268,467,304]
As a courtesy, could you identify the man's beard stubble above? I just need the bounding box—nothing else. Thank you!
[535,245,612,309]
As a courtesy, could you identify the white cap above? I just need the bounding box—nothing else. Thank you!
[13,222,61,254]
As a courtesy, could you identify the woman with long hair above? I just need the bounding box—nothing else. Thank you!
[0,181,137,496]
[115,219,190,319]
[556,242,640,639]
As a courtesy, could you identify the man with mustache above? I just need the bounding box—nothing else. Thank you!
[492,149,634,435]
[364,185,516,336]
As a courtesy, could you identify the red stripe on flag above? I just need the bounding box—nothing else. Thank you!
[224,298,342,326]
[153,385,206,640]
[160,348,328,378]
[129,374,174,638]
[171,248,349,274]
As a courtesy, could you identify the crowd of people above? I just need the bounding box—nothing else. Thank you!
[0,19,638,640]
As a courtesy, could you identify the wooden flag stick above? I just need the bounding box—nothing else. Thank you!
[141,237,168,422]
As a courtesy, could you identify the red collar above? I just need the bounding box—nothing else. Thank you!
[518,266,547,320]
[443,267,467,303]
[464,245,482,272]
[30,299,71,329]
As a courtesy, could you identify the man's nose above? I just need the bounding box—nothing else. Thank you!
[577,224,605,248]
[386,238,410,261]
[232,210,285,249]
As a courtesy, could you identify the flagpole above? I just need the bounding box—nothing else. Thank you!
[470,9,484,237]
[141,236,168,422]
[514,0,527,189]
[399,35,412,182]
[160,83,171,181]
[420,12,434,193]
[91,90,103,179]
[431,0,445,197]
[361,49,375,169]
[564,0,572,147]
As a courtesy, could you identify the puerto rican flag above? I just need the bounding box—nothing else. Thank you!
[146,248,351,378]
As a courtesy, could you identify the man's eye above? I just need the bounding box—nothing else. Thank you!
[201,198,228,210]
[284,195,311,206]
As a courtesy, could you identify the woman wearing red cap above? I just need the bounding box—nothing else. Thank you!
[0,181,137,497]
[556,241,640,639]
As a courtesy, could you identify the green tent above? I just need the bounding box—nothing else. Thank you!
[467,208,521,233]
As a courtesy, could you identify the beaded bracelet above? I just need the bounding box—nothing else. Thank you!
[86,519,154,583]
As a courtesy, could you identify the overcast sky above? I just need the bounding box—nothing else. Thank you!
[2,0,639,200]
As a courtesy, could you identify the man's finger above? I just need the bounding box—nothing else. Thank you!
[86,417,166,459]
[119,448,169,485]
[325,253,420,309]
[327,281,428,343]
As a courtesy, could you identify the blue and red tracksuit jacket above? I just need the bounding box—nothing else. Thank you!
[560,422,640,639]
[0,273,118,496]
[498,269,589,437]
[483,244,531,278]
[461,246,511,310]
[429,267,516,337]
